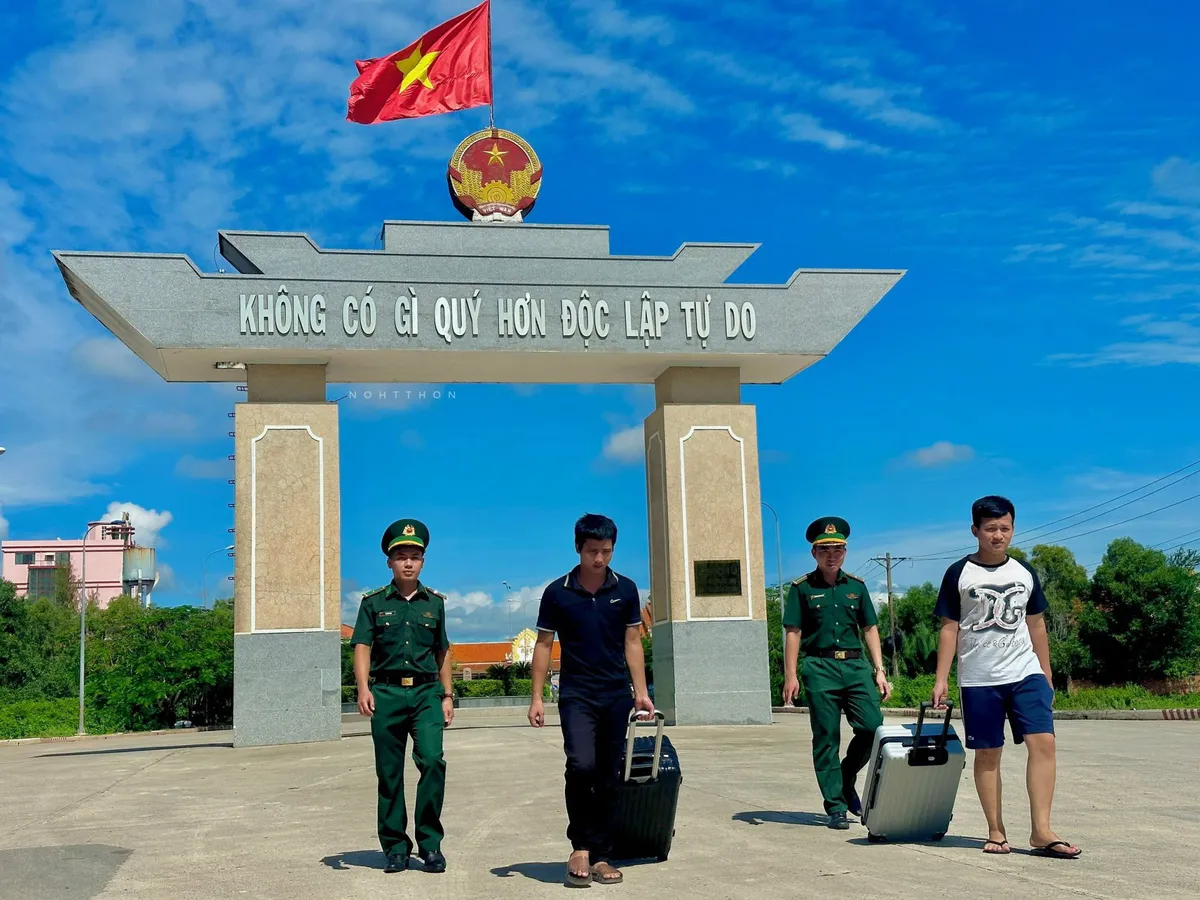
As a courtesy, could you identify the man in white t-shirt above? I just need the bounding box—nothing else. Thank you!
[932,495,1081,860]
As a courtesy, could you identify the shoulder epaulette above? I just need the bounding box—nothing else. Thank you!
[361,585,388,600]
[844,572,867,585]
[426,586,447,600]
[790,575,807,585]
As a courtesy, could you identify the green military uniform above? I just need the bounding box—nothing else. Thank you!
[350,518,451,868]
[783,516,883,821]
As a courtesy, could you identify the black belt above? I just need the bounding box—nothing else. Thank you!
[373,672,438,686]
[813,649,861,660]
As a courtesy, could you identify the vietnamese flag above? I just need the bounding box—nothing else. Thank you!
[346,1,492,124]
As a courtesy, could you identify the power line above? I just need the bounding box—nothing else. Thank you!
[903,455,1200,561]
[914,493,1200,564]
[1152,528,1200,550]
[1011,466,1200,545]
[1018,489,1200,547]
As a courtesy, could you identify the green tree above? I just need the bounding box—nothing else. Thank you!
[889,582,940,677]
[53,562,83,610]
[1077,538,1200,682]
[0,579,26,701]
[1029,544,1090,689]
[1168,547,1200,571]
[641,632,653,685]
[341,638,355,687]
[5,597,79,702]
[766,586,786,706]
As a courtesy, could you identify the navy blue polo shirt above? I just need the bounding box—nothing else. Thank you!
[536,566,642,701]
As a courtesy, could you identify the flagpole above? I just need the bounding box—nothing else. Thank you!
[487,0,495,130]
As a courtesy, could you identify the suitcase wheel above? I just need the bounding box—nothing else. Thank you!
[867,833,885,843]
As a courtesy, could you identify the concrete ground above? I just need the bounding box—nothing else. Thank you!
[1,708,1196,900]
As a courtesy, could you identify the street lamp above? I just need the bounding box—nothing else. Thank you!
[761,501,788,705]
[78,522,103,735]
[202,544,235,608]
[502,581,513,636]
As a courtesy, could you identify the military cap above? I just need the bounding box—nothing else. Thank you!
[381,518,429,555]
[806,516,850,545]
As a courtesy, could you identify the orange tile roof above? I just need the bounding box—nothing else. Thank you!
[449,641,561,666]
[340,624,354,639]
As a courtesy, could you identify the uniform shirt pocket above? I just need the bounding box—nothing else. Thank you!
[414,617,438,647]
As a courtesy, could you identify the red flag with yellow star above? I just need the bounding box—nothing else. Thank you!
[346,1,492,124]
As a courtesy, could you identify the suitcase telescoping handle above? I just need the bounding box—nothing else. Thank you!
[915,700,954,749]
[623,709,666,783]
[907,701,955,767]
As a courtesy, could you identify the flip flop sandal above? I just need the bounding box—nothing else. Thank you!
[591,862,624,885]
[565,866,592,888]
[983,840,1011,854]
[566,854,592,888]
[1032,840,1081,859]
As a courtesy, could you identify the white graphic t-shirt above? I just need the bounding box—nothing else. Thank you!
[934,555,1049,687]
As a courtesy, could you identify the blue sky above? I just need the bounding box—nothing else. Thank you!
[1,0,1198,640]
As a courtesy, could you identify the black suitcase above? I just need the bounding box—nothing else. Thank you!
[609,710,682,862]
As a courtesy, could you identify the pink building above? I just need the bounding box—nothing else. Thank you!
[0,516,157,609]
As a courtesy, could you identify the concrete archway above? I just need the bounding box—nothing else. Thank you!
[55,219,902,746]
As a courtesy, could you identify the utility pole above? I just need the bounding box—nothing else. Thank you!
[870,552,910,678]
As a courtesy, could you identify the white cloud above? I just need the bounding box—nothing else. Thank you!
[779,111,885,154]
[175,456,231,480]
[1049,312,1200,367]
[0,180,34,247]
[342,588,366,627]
[70,337,156,383]
[446,590,495,613]
[904,441,975,468]
[99,501,173,548]
[602,426,643,464]
[819,82,947,133]
[0,505,8,540]
[154,561,176,593]
[1152,156,1200,204]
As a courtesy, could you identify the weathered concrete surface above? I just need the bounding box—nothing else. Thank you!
[0,714,1195,900]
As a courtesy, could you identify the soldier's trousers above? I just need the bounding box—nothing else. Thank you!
[801,657,883,815]
[370,681,446,857]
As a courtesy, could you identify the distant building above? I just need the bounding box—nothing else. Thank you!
[449,628,562,680]
[0,515,157,609]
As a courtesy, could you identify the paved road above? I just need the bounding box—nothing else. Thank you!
[0,714,1195,899]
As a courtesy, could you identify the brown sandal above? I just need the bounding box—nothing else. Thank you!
[565,852,591,888]
[591,861,623,884]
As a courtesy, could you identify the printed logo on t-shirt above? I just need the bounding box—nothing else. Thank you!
[964,582,1029,632]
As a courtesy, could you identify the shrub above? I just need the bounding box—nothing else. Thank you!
[454,679,504,698]
[507,679,551,698]
[0,698,124,740]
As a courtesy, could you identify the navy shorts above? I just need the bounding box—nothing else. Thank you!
[960,673,1054,749]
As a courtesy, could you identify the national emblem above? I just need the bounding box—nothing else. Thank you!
[447,127,542,222]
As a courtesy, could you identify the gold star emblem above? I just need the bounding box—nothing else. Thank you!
[395,42,440,94]
[485,142,509,165]
[402,524,415,536]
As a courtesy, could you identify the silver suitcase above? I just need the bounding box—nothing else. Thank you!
[860,701,965,843]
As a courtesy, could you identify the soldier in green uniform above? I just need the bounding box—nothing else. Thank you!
[782,516,893,829]
[350,518,454,874]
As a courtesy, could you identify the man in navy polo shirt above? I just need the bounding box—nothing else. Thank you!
[529,513,654,887]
